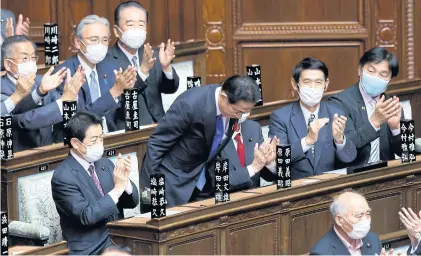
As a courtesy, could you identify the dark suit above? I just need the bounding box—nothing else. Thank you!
[310,227,382,255]
[1,75,61,151]
[51,154,139,255]
[408,244,421,255]
[140,84,234,207]
[53,55,121,141]
[329,83,401,166]
[107,43,179,127]
[269,101,357,179]
[221,120,276,191]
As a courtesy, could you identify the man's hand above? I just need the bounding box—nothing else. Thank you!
[387,96,402,130]
[5,17,14,37]
[140,43,156,74]
[159,39,175,73]
[15,14,30,36]
[370,95,401,129]
[110,66,137,98]
[61,66,85,101]
[399,207,421,249]
[249,143,267,173]
[40,67,67,95]
[113,154,130,194]
[305,118,329,145]
[16,74,36,97]
[332,114,347,144]
[260,136,279,165]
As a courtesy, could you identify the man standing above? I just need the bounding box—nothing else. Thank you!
[52,112,139,255]
[310,191,382,255]
[269,57,356,179]
[108,0,179,127]
[329,47,402,166]
[140,75,260,207]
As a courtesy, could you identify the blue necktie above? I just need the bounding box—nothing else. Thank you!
[196,115,224,191]
[89,71,100,103]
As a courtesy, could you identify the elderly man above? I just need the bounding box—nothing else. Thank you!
[310,191,382,255]
[54,14,137,141]
[108,0,179,127]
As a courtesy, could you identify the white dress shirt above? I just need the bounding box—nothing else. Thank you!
[70,150,132,204]
[118,42,173,81]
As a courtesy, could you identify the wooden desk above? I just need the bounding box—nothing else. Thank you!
[107,160,421,255]
[9,241,68,255]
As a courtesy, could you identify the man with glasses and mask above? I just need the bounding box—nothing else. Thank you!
[269,57,357,179]
[108,0,179,127]
[0,35,68,151]
[53,14,138,141]
[310,191,382,255]
[140,75,262,208]
[329,47,402,167]
[51,112,139,255]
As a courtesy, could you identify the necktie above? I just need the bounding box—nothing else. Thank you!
[233,123,245,167]
[308,114,316,159]
[88,165,104,196]
[197,115,224,191]
[89,71,100,103]
[368,100,380,163]
[132,56,139,72]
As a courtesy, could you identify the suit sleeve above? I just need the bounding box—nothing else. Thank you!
[1,92,39,116]
[329,95,378,149]
[334,137,357,163]
[12,101,62,130]
[268,111,306,163]
[51,169,120,227]
[117,180,140,209]
[145,99,193,173]
[158,67,179,94]
[80,91,120,116]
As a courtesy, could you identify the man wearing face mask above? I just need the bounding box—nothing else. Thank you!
[310,191,382,255]
[269,57,357,179]
[51,112,139,255]
[108,0,180,127]
[140,75,260,208]
[54,14,137,141]
[329,47,401,167]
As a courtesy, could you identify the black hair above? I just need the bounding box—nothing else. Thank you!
[65,112,103,148]
[114,0,149,26]
[292,57,329,83]
[359,47,399,78]
[101,245,132,255]
[221,75,261,104]
[1,35,34,65]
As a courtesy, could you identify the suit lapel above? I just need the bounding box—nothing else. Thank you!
[94,159,113,194]
[314,102,329,169]
[241,122,255,166]
[95,63,112,92]
[68,154,102,198]
[71,55,92,104]
[203,85,218,152]
[223,140,242,167]
[290,101,313,167]
[2,76,16,94]
[329,228,352,255]
[361,236,375,255]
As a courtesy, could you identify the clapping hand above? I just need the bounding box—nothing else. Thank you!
[15,14,30,36]
[332,114,347,144]
[140,43,156,74]
[159,39,175,72]
[61,66,86,101]
[40,66,67,94]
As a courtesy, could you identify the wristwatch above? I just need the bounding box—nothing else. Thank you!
[415,232,421,241]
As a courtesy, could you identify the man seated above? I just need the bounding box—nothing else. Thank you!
[329,47,402,166]
[269,57,357,179]
[51,112,139,255]
[310,191,382,255]
[53,14,137,141]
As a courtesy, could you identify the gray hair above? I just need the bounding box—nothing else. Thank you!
[75,15,110,38]
[1,35,35,64]
[329,191,365,220]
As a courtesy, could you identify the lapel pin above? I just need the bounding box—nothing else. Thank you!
[103,74,108,85]
[362,106,366,111]
[249,137,252,142]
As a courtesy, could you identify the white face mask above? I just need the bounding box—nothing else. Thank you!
[298,86,324,107]
[78,140,104,163]
[118,27,147,49]
[8,60,38,78]
[342,217,371,240]
[80,40,108,64]
[238,112,250,124]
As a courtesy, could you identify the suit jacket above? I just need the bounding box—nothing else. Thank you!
[329,83,401,166]
[221,120,276,191]
[268,101,357,179]
[140,84,236,207]
[53,55,121,141]
[310,227,382,255]
[408,244,421,255]
[1,75,60,151]
[107,43,179,126]
[51,154,139,255]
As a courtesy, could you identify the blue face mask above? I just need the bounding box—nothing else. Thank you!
[361,70,390,97]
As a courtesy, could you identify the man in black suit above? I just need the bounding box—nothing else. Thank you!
[399,207,421,255]
[51,112,139,255]
[310,191,382,255]
[140,75,261,207]
[329,47,402,167]
[108,0,179,127]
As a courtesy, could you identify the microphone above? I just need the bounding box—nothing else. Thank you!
[415,138,421,153]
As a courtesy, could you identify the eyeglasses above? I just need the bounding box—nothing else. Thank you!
[81,36,110,45]
[8,56,39,63]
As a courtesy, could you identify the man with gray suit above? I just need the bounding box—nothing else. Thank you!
[329,47,402,167]
[140,75,261,207]
[269,57,357,179]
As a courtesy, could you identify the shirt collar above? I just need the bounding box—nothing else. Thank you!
[359,82,379,104]
[299,102,319,121]
[70,149,92,171]
[6,73,17,85]
[77,54,97,78]
[334,225,363,251]
[118,41,139,62]
[215,87,222,116]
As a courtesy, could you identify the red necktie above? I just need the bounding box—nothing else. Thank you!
[233,124,245,167]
